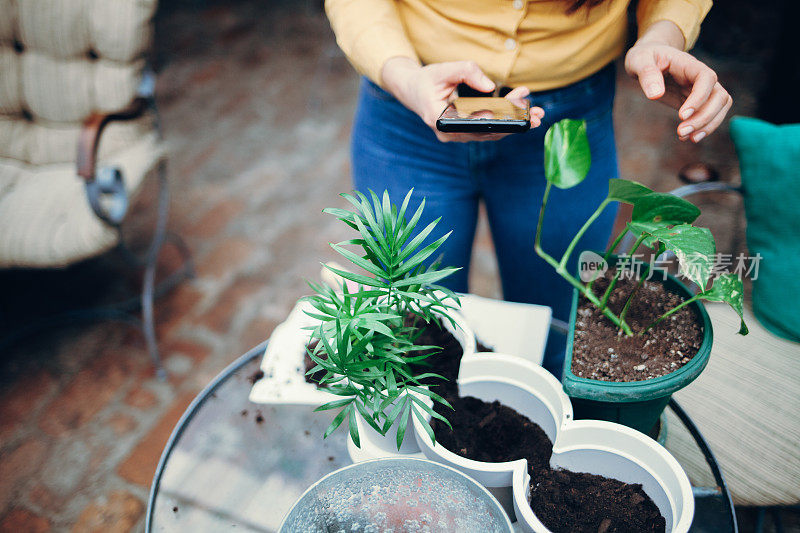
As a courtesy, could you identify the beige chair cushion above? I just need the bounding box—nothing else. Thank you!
[0,131,162,268]
[0,0,159,267]
[0,0,155,123]
[665,303,800,507]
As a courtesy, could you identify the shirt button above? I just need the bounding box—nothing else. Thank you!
[513,0,523,9]
[504,38,516,50]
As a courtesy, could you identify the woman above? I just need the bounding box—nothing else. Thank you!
[325,0,730,376]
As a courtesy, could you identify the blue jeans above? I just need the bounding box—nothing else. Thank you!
[351,64,619,377]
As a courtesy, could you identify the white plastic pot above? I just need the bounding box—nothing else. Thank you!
[413,353,694,532]
[249,297,477,461]
[249,299,476,406]
[349,309,476,461]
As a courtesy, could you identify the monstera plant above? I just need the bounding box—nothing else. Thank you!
[535,118,748,434]
[535,119,748,336]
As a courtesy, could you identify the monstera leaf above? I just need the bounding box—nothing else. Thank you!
[607,179,653,204]
[544,119,591,189]
[627,223,716,290]
[700,273,749,335]
[630,192,701,232]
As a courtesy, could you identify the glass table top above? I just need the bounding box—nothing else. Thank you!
[147,341,737,532]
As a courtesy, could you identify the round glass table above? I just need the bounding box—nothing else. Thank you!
[146,341,738,532]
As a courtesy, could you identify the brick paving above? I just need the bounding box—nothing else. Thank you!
[0,0,791,531]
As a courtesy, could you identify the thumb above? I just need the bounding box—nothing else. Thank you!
[435,61,495,93]
[628,50,665,100]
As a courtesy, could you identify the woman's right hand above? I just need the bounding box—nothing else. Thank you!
[381,57,544,143]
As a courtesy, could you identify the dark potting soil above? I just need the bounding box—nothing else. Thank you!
[530,469,666,533]
[431,396,553,477]
[247,369,264,385]
[573,269,704,382]
[476,339,494,353]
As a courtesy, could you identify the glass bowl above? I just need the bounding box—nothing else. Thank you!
[279,457,513,532]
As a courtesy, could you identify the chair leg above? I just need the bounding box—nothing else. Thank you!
[138,159,172,380]
[142,255,166,380]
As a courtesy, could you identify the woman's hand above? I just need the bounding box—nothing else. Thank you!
[625,21,732,143]
[381,57,545,143]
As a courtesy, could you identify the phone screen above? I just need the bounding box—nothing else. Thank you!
[440,97,530,122]
[436,97,530,133]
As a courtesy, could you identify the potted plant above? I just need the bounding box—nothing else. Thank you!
[412,352,694,532]
[303,189,474,452]
[534,118,748,434]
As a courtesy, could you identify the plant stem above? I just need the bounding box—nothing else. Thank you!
[534,182,553,257]
[535,183,634,336]
[599,233,646,309]
[620,246,663,324]
[559,199,610,270]
[587,227,628,293]
[604,227,629,261]
[644,293,701,332]
[619,272,646,323]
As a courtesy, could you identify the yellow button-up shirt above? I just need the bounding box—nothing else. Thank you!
[325,0,711,91]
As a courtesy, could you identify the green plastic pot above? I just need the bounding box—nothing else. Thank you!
[562,256,713,435]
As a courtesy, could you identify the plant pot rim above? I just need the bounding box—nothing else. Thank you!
[412,353,694,533]
[562,253,714,401]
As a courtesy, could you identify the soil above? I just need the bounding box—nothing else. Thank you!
[247,369,264,385]
[431,396,553,477]
[572,269,704,382]
[530,469,666,533]
[407,318,469,397]
[476,339,494,353]
[300,311,666,530]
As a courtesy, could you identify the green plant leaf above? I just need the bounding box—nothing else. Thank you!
[635,224,716,289]
[393,397,410,450]
[354,399,385,434]
[394,232,452,277]
[314,397,354,412]
[395,218,442,265]
[607,179,653,204]
[410,394,452,428]
[323,407,350,440]
[330,243,387,278]
[395,189,414,238]
[347,404,360,448]
[544,118,591,189]
[699,273,748,334]
[322,263,386,288]
[393,267,460,288]
[630,192,700,231]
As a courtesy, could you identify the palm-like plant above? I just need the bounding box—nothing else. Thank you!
[304,189,461,449]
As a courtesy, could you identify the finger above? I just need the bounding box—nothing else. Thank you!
[655,77,688,110]
[677,84,730,138]
[531,115,542,128]
[674,61,717,120]
[504,86,530,99]
[530,106,545,119]
[690,95,732,142]
[434,61,495,93]
[628,51,665,99]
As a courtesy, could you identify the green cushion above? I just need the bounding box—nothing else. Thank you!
[730,116,800,341]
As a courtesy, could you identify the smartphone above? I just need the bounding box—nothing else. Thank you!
[436,97,531,133]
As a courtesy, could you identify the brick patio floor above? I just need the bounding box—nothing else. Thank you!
[0,0,793,531]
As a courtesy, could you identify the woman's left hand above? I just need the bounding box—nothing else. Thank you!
[625,21,732,143]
